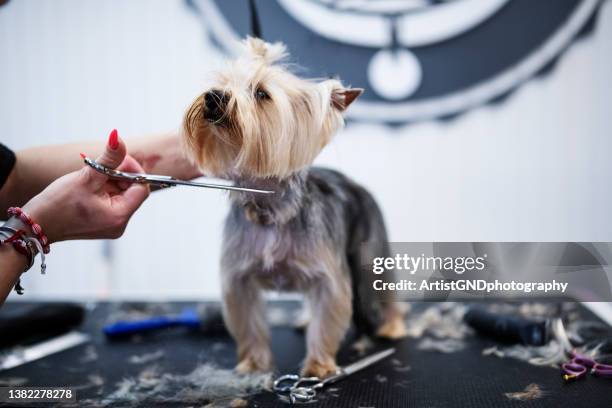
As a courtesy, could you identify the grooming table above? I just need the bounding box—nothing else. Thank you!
[0,302,610,407]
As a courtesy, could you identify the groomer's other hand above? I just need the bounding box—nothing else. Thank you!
[22,130,150,243]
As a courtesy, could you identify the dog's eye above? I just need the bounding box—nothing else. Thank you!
[255,89,269,101]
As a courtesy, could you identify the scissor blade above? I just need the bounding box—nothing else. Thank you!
[83,156,274,194]
[342,348,395,376]
[0,331,90,371]
[162,178,275,194]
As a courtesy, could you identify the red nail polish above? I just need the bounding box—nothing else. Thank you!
[79,153,86,159]
[108,129,119,150]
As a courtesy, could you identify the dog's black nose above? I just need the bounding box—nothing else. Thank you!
[204,90,228,123]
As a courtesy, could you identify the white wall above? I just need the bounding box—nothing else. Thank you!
[1,0,612,300]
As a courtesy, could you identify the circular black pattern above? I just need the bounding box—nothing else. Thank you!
[188,0,602,124]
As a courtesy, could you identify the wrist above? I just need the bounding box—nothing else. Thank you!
[9,205,53,250]
[1,215,49,295]
[3,215,31,232]
[0,224,36,274]
[22,200,59,244]
[0,243,27,291]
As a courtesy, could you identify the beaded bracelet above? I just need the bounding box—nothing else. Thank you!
[7,207,50,254]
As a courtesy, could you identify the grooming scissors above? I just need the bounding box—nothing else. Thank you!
[273,348,395,403]
[562,350,612,381]
[82,156,274,194]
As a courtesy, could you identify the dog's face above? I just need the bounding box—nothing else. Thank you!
[183,37,362,178]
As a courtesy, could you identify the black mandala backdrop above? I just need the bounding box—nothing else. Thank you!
[186,0,602,124]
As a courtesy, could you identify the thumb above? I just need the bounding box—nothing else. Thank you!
[96,129,126,169]
[84,129,127,188]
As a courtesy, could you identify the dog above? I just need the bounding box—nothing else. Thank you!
[183,37,407,378]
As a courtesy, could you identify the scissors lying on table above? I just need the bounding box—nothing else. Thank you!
[273,348,395,404]
[82,155,274,195]
[562,350,612,381]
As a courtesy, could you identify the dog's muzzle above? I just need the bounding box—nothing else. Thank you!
[204,90,229,123]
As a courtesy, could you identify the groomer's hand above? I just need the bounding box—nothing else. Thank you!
[22,130,150,243]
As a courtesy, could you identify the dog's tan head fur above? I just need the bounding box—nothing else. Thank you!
[183,37,362,178]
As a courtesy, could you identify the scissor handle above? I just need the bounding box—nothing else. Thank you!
[273,374,325,403]
[572,355,595,368]
[592,363,612,378]
[290,387,317,403]
[562,362,587,381]
[273,374,301,393]
[273,374,322,393]
[84,156,160,183]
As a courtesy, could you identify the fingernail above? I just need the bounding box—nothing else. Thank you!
[79,152,86,159]
[108,129,119,150]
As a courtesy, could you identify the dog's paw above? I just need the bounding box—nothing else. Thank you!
[301,358,338,379]
[376,317,408,340]
[236,355,273,374]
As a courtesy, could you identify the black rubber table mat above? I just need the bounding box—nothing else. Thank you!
[0,301,610,407]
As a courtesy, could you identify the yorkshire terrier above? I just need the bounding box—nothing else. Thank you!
[183,37,407,378]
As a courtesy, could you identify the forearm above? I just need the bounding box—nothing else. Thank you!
[129,133,201,180]
[0,140,104,211]
[0,132,198,213]
[0,245,26,304]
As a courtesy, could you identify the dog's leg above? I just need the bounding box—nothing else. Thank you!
[302,263,352,378]
[222,275,272,373]
[343,182,409,340]
[377,302,409,339]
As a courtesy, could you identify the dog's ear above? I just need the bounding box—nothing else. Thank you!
[244,36,287,64]
[331,88,364,111]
